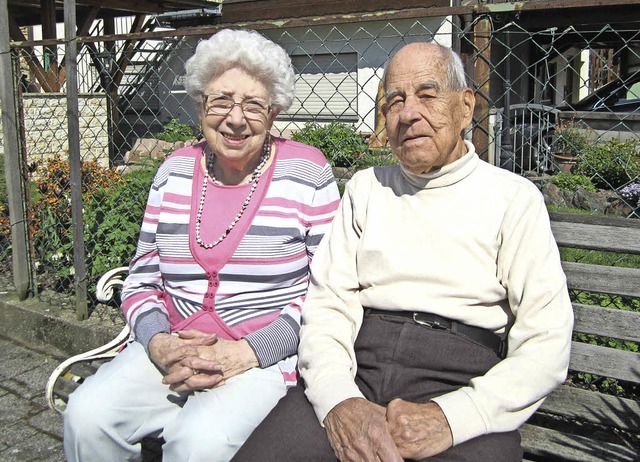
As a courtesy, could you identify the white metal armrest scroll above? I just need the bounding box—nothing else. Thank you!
[45,266,131,413]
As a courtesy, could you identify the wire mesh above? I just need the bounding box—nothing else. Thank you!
[2,10,640,312]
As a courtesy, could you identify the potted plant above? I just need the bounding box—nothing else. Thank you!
[551,119,589,173]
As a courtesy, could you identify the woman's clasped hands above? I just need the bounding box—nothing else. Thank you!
[148,329,260,393]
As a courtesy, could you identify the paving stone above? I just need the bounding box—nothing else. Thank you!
[0,421,39,447]
[0,338,65,461]
[0,433,64,462]
[0,393,31,424]
[0,350,46,381]
[0,338,24,360]
[1,378,41,402]
[28,408,64,440]
[6,360,57,401]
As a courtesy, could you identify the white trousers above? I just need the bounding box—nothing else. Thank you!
[63,341,287,462]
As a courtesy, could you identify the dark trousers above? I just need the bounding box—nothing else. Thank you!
[232,315,522,461]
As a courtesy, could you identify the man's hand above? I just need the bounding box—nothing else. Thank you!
[386,399,453,459]
[177,331,259,381]
[323,398,404,462]
[148,332,223,392]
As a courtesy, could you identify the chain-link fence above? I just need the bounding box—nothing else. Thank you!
[2,7,640,316]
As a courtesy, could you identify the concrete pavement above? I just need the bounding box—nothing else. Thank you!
[0,287,124,462]
[0,335,65,461]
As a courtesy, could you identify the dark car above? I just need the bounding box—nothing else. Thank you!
[568,70,640,113]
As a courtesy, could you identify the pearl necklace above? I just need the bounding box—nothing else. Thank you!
[195,133,271,249]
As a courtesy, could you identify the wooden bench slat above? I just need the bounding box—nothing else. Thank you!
[538,384,640,431]
[562,261,640,298]
[569,342,640,383]
[520,424,638,462]
[52,376,81,402]
[573,303,640,342]
[551,220,640,255]
[68,361,101,379]
[550,211,640,231]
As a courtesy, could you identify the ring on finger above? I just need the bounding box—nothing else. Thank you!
[192,368,200,375]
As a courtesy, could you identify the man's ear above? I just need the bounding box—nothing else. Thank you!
[461,88,475,126]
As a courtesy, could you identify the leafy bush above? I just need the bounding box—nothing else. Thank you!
[0,153,9,246]
[573,138,640,189]
[32,156,158,292]
[154,118,196,143]
[0,152,6,205]
[32,157,124,289]
[84,160,159,280]
[553,119,590,158]
[354,147,398,170]
[550,173,596,192]
[291,122,367,168]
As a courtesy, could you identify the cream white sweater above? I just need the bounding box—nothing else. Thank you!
[299,141,573,445]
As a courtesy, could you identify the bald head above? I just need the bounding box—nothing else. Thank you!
[383,42,468,92]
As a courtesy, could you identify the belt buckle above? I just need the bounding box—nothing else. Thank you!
[412,312,447,330]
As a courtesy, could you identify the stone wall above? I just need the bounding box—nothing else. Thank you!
[0,94,109,170]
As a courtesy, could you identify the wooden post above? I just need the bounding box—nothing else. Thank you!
[41,0,60,91]
[368,78,388,149]
[472,15,492,162]
[0,0,30,299]
[64,0,89,320]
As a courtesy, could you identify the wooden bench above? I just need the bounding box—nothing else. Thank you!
[520,212,640,461]
[45,212,640,461]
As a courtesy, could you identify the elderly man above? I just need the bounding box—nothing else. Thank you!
[233,42,573,461]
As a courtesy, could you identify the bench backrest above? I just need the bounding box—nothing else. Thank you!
[549,212,640,386]
[519,212,640,461]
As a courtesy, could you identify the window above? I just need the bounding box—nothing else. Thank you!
[284,52,358,121]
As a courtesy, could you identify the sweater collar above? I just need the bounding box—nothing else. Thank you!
[399,140,478,189]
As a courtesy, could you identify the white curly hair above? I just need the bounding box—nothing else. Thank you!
[184,29,295,112]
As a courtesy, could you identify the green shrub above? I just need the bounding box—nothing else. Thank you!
[154,118,196,143]
[32,157,123,290]
[354,147,398,170]
[83,159,160,280]
[554,119,590,157]
[550,173,596,192]
[291,122,367,168]
[32,157,159,292]
[573,138,640,189]
[0,152,6,205]
[0,153,9,249]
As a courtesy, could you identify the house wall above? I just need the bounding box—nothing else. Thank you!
[155,16,450,138]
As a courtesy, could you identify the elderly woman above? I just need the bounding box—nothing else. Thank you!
[63,29,340,462]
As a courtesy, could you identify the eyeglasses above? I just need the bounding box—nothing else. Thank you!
[202,94,271,121]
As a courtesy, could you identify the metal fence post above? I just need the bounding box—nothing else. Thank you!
[0,0,30,299]
[65,0,89,320]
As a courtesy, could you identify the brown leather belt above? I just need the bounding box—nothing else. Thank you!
[364,308,505,358]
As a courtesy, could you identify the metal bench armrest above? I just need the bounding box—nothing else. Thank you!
[45,266,131,414]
